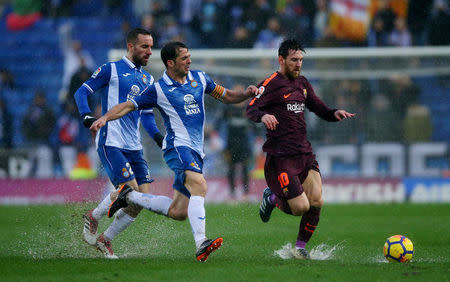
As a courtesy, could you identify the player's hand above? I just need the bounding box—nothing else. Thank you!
[334,110,356,121]
[244,85,258,97]
[261,114,279,130]
[90,116,107,134]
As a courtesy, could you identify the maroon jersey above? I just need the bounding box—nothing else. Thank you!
[246,72,337,156]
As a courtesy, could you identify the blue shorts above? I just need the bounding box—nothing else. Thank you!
[97,145,153,187]
[163,146,203,198]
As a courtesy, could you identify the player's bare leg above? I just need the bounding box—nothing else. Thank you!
[292,170,324,259]
[287,193,310,216]
[167,190,189,220]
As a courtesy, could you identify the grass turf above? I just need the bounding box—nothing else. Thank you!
[0,203,449,281]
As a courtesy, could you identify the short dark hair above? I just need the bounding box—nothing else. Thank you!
[126,28,151,45]
[278,39,305,58]
[160,41,188,68]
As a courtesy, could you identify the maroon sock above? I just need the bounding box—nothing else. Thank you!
[271,194,292,215]
[297,206,321,244]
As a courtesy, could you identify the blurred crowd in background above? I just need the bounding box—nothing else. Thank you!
[2,0,450,48]
[0,0,449,180]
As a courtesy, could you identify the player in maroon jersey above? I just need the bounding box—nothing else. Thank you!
[246,39,355,259]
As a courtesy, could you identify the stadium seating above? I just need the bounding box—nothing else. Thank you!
[1,16,120,147]
[414,77,449,141]
[0,9,448,149]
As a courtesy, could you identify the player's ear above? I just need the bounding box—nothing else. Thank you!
[278,55,284,66]
[127,42,134,52]
[167,59,175,68]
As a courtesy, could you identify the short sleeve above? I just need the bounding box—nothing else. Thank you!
[132,84,158,110]
[83,64,111,93]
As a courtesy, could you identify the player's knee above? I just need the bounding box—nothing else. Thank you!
[309,197,324,208]
[191,188,207,197]
[168,208,187,221]
[186,177,207,196]
[168,204,187,221]
[193,176,207,188]
[290,202,310,216]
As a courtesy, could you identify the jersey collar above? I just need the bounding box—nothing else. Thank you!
[122,56,143,72]
[162,71,194,86]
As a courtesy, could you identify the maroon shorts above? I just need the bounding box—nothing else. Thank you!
[264,153,320,200]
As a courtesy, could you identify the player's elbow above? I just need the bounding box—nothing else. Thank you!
[221,93,243,104]
[116,101,136,116]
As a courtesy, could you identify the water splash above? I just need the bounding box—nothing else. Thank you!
[274,243,295,259]
[274,242,344,260]
[372,255,389,263]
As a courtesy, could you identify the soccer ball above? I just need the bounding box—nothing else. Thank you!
[383,235,414,263]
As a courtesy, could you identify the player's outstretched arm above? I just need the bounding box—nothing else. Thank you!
[221,85,258,104]
[90,101,136,133]
[334,110,356,121]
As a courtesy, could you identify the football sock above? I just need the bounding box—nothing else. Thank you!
[128,191,172,216]
[188,196,207,249]
[104,209,135,241]
[92,193,112,220]
[297,206,321,246]
[295,240,306,249]
[271,194,292,215]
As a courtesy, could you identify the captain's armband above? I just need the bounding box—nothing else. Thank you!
[209,85,226,100]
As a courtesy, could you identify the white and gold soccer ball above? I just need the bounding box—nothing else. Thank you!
[383,235,414,263]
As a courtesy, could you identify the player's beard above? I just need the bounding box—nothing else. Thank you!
[287,68,301,80]
[133,54,148,67]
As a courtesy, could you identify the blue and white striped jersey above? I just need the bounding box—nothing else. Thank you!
[131,70,225,158]
[74,56,155,150]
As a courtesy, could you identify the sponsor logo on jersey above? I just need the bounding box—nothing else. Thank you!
[168,87,177,92]
[183,94,201,115]
[286,102,305,113]
[131,85,140,94]
[122,73,131,77]
[91,67,102,78]
[190,80,198,88]
[249,86,265,105]
[127,84,141,100]
[283,93,292,99]
[190,161,200,170]
[258,86,265,95]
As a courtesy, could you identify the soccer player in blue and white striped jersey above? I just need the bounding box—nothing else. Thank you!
[74,28,173,259]
[90,41,258,261]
